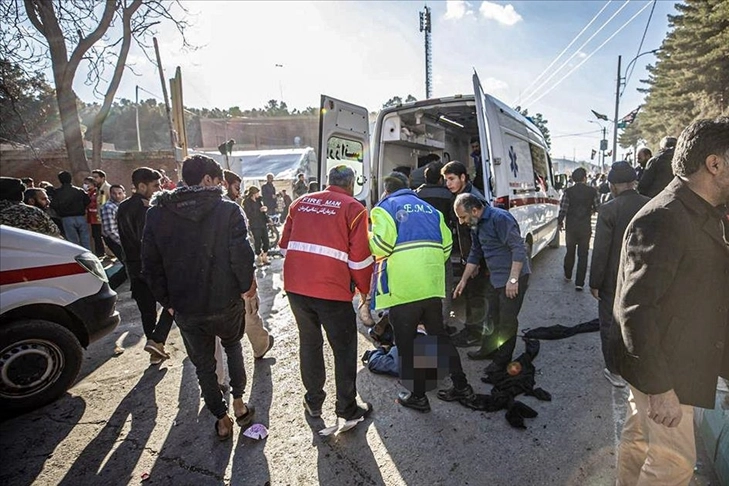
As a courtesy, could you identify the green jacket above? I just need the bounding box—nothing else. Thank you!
[369,189,452,310]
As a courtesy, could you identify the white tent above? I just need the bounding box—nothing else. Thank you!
[190,147,317,184]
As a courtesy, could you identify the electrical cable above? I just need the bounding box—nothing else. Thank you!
[515,0,613,105]
[520,0,632,106]
[552,129,602,138]
[527,1,654,107]
[622,0,656,96]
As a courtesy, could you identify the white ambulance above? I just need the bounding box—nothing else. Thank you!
[0,225,121,413]
[317,72,561,261]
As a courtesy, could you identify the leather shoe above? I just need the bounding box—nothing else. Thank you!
[437,384,475,402]
[397,391,431,412]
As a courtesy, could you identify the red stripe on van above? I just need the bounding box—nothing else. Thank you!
[509,197,560,207]
[0,262,87,285]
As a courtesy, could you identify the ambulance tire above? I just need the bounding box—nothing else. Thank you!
[548,227,560,248]
[0,319,83,413]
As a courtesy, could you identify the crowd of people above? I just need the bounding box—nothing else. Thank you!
[0,115,727,485]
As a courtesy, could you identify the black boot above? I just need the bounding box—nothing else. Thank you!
[397,391,431,413]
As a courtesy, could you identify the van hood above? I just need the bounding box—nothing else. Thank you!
[150,185,223,222]
[0,225,90,271]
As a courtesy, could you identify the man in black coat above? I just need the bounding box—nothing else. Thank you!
[558,167,599,290]
[51,170,90,248]
[588,162,649,388]
[637,136,676,198]
[142,155,258,440]
[612,117,729,485]
[416,161,456,328]
[118,167,173,365]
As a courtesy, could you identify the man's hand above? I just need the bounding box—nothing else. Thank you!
[454,279,468,299]
[242,279,258,299]
[590,288,600,300]
[647,389,683,427]
[505,280,519,299]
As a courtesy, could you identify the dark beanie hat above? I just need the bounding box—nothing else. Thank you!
[0,177,26,202]
[607,161,637,184]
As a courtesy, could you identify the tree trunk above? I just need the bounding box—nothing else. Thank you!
[55,81,89,184]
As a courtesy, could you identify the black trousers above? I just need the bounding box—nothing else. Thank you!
[287,292,358,419]
[598,290,619,373]
[129,274,173,344]
[103,236,127,289]
[90,223,105,257]
[251,227,269,254]
[483,274,529,366]
[564,229,591,287]
[389,297,467,397]
[176,301,247,419]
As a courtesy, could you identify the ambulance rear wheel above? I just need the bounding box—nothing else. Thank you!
[0,319,83,413]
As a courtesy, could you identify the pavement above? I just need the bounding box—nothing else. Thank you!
[0,237,720,485]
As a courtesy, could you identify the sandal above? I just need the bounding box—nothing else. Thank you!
[215,415,234,441]
[235,405,256,428]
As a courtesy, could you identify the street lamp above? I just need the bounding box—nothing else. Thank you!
[611,49,660,164]
[274,64,284,102]
[588,120,607,173]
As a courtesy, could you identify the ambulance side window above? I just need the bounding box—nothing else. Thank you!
[326,136,365,190]
[529,144,549,192]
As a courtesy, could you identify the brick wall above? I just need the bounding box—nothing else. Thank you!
[0,149,177,188]
[199,116,319,150]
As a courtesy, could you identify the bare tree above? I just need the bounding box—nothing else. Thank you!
[0,0,191,181]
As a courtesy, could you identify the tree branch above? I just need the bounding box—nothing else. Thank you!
[66,0,116,83]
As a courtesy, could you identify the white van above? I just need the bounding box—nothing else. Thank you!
[317,72,561,260]
[0,225,121,413]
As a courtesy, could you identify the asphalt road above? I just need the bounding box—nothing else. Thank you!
[0,236,718,485]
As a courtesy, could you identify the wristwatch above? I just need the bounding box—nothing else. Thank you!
[509,277,518,284]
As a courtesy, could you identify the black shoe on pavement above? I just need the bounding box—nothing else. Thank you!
[444,325,458,336]
[467,348,497,361]
[437,384,475,402]
[341,402,373,421]
[303,398,322,418]
[450,329,480,348]
[397,391,431,413]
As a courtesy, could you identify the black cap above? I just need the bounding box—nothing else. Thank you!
[607,161,637,184]
[383,171,409,192]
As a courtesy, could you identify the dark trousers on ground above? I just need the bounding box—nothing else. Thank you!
[389,297,467,397]
[464,264,489,332]
[90,223,104,257]
[176,301,247,419]
[251,227,269,255]
[598,290,619,373]
[287,292,358,419]
[483,274,529,367]
[103,236,127,289]
[129,274,173,344]
[564,229,591,287]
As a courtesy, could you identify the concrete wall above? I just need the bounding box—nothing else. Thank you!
[0,149,177,188]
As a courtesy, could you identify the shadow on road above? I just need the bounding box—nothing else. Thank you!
[0,395,87,485]
[230,357,275,485]
[57,367,167,485]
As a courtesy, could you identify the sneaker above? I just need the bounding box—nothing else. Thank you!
[397,391,431,413]
[255,335,275,360]
[144,340,170,360]
[303,398,322,418]
[436,384,475,402]
[575,285,584,291]
[341,402,373,421]
[603,368,627,388]
[564,275,571,282]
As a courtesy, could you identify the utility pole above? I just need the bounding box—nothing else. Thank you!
[601,126,607,173]
[419,5,432,99]
[135,85,142,151]
[612,55,621,164]
[153,37,177,162]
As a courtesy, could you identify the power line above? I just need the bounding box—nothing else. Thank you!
[521,0,633,106]
[527,1,654,107]
[552,129,602,138]
[515,0,613,105]
[622,0,656,95]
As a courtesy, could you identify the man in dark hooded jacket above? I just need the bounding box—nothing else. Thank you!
[637,136,676,198]
[142,154,257,441]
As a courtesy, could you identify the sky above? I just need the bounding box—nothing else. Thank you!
[70,0,678,163]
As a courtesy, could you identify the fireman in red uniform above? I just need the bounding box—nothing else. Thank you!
[280,165,374,423]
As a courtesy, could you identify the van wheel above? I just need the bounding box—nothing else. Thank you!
[548,228,560,248]
[0,319,83,413]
